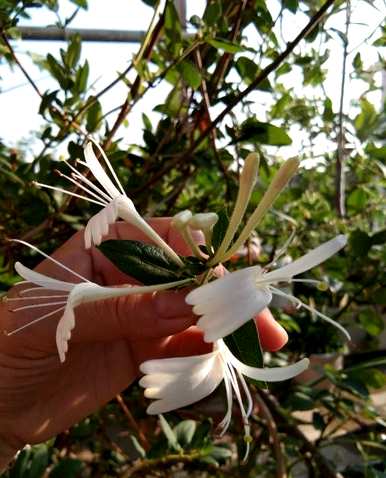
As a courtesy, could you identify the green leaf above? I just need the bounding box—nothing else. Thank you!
[28,444,50,478]
[235,56,271,90]
[312,412,325,430]
[65,34,81,69]
[49,459,83,478]
[130,435,146,459]
[46,53,70,90]
[98,240,187,285]
[282,0,299,13]
[373,288,386,306]
[349,229,372,257]
[207,38,246,54]
[235,118,292,146]
[203,1,222,27]
[74,60,89,94]
[205,445,232,461]
[371,229,386,245]
[358,308,384,336]
[224,319,264,369]
[9,447,31,478]
[69,0,87,8]
[366,144,386,162]
[159,415,181,452]
[86,98,102,132]
[212,209,229,252]
[174,420,196,447]
[179,60,202,89]
[354,98,378,141]
[347,188,368,211]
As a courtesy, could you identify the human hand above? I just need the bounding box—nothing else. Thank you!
[0,218,287,468]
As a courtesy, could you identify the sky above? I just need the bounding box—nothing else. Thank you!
[0,0,384,161]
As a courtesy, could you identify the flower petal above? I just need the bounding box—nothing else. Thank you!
[217,340,309,382]
[140,353,224,414]
[263,235,347,282]
[15,262,76,292]
[84,142,121,200]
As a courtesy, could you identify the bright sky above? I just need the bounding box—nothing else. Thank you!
[0,0,384,161]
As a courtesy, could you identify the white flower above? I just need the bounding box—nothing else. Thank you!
[139,339,309,460]
[186,235,350,343]
[34,141,183,266]
[6,240,189,363]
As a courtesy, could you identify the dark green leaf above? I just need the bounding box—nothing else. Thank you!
[282,0,299,13]
[130,436,146,459]
[235,118,292,146]
[74,60,89,94]
[358,308,384,336]
[49,459,83,478]
[203,1,222,27]
[28,444,50,478]
[212,209,229,252]
[312,412,325,430]
[224,319,264,369]
[98,240,188,285]
[69,0,87,7]
[349,229,372,257]
[235,56,271,90]
[371,229,386,245]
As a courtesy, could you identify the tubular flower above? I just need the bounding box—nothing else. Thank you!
[6,241,189,363]
[140,339,309,460]
[186,235,350,343]
[34,141,183,266]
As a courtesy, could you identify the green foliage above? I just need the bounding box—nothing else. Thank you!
[0,0,385,476]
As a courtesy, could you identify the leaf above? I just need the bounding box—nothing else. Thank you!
[205,445,232,461]
[179,60,202,90]
[159,415,181,452]
[224,319,264,369]
[69,0,87,7]
[347,188,368,211]
[174,420,196,447]
[130,435,146,459]
[49,459,83,478]
[98,240,188,285]
[65,34,81,69]
[212,209,229,252]
[28,444,50,478]
[74,60,89,94]
[358,308,384,336]
[354,99,378,141]
[46,53,70,90]
[371,229,386,245]
[207,38,246,54]
[9,448,31,478]
[234,118,292,146]
[349,229,372,257]
[86,98,102,132]
[235,57,271,90]
[203,1,222,27]
[282,0,299,13]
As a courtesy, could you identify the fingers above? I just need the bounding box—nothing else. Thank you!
[255,308,288,352]
[72,288,197,344]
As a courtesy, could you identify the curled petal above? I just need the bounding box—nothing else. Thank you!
[15,262,76,292]
[217,339,309,382]
[263,235,347,282]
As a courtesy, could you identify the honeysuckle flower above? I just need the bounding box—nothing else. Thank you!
[6,240,190,363]
[171,210,203,259]
[139,339,309,460]
[188,212,219,250]
[187,235,350,343]
[34,140,183,266]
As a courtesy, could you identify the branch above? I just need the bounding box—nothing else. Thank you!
[140,0,338,191]
[116,394,149,452]
[254,389,287,478]
[335,0,350,218]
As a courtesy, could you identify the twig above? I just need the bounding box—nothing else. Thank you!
[259,389,343,478]
[116,394,150,451]
[335,0,350,218]
[254,389,287,478]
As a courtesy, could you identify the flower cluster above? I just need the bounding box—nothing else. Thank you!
[7,142,349,460]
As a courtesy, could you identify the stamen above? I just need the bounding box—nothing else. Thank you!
[55,170,108,206]
[65,160,113,203]
[236,369,253,417]
[11,239,91,283]
[33,182,107,207]
[11,300,67,312]
[6,294,69,301]
[89,138,126,196]
[5,306,65,336]
[19,286,64,295]
[269,286,351,340]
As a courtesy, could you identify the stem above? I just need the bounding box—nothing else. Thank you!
[335,0,350,218]
[116,394,149,451]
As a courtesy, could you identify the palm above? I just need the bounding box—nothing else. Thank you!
[0,219,206,447]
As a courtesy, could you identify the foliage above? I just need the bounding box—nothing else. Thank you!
[0,0,385,476]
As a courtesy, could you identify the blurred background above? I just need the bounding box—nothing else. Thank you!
[0,0,385,476]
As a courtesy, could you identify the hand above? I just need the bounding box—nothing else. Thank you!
[0,218,287,468]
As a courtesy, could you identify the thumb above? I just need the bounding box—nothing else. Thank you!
[72,289,196,343]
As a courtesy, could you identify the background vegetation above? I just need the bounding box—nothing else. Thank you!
[0,0,385,476]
